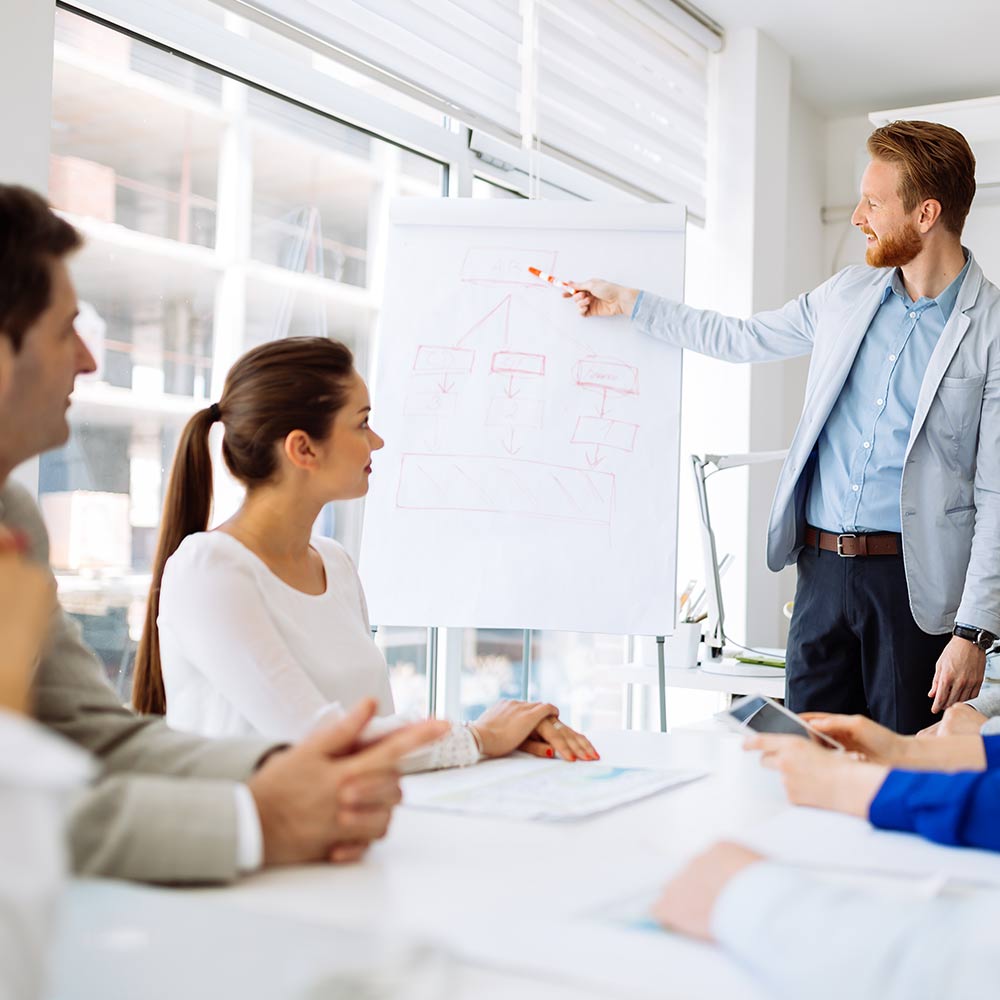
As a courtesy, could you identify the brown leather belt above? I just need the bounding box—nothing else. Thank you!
[804,525,901,557]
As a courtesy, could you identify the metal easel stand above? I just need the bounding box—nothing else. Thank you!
[656,634,667,733]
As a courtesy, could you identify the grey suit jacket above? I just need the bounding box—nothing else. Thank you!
[968,684,1000,734]
[1,482,275,883]
[634,253,1000,635]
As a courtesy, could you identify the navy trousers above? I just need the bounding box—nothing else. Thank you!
[784,544,950,735]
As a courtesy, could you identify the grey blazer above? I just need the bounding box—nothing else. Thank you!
[634,253,1000,635]
[1,483,275,884]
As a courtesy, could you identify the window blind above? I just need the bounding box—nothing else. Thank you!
[534,0,710,214]
[210,0,524,138]
[207,0,717,209]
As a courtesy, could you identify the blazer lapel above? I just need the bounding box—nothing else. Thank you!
[906,260,983,452]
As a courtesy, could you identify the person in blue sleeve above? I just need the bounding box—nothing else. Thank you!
[745,712,1000,850]
[651,715,1000,1000]
[568,120,1000,734]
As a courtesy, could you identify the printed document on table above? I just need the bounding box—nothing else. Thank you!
[402,755,705,820]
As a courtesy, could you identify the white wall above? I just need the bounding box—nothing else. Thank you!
[745,91,825,648]
[822,115,872,274]
[680,29,828,651]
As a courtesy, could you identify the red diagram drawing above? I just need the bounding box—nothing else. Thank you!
[404,393,458,418]
[575,359,639,395]
[461,248,558,287]
[485,398,544,430]
[395,453,615,526]
[457,295,512,347]
[413,345,476,374]
[571,415,639,453]
[491,351,546,376]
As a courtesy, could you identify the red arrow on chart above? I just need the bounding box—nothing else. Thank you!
[502,429,521,455]
[504,374,520,398]
[437,375,455,393]
[585,446,605,468]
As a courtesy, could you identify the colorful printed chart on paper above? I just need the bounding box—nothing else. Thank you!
[403,757,705,821]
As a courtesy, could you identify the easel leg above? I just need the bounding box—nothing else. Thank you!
[656,635,667,732]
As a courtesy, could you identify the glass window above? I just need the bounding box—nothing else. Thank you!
[375,627,429,717]
[44,9,445,692]
[42,8,719,734]
[472,176,523,200]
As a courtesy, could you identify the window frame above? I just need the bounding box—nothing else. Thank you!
[45,1,675,726]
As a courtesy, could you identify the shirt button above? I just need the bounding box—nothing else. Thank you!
[876,398,884,406]
[909,311,917,319]
[863,441,871,449]
[889,354,897,362]
[852,484,860,492]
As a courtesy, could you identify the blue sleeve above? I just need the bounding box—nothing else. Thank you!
[869,746,1000,850]
[984,734,1000,769]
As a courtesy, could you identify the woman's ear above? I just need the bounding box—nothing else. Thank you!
[282,429,319,470]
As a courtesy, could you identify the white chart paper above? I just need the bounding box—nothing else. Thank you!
[360,200,685,634]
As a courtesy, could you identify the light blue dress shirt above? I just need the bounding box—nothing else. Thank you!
[805,253,971,533]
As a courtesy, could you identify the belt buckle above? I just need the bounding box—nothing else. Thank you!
[836,533,857,557]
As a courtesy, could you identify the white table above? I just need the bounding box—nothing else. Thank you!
[51,728,791,1000]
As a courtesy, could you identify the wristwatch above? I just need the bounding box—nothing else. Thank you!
[953,623,998,652]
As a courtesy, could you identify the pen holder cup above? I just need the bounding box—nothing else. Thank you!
[666,621,702,669]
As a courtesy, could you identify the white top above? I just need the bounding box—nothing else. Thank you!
[0,709,92,1000]
[712,861,987,1000]
[159,532,477,770]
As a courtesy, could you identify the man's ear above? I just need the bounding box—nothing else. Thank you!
[282,429,318,470]
[0,337,13,401]
[917,198,943,232]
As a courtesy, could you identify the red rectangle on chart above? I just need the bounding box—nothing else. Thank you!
[575,360,639,395]
[491,352,546,376]
[396,454,614,525]
[571,416,639,452]
[413,346,476,374]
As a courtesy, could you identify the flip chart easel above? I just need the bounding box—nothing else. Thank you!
[360,199,685,657]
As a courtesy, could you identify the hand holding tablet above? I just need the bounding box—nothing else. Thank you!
[717,694,845,751]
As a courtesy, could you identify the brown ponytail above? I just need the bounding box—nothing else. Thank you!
[132,336,355,715]
[132,405,215,714]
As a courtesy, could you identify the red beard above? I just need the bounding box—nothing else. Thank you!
[864,220,923,268]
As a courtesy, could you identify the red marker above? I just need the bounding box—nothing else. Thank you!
[528,266,577,293]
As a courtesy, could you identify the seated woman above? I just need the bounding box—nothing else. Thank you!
[132,337,597,770]
[744,712,999,851]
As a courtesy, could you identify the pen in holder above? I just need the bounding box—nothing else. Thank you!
[666,620,702,669]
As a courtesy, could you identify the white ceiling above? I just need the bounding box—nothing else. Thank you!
[696,0,1000,117]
